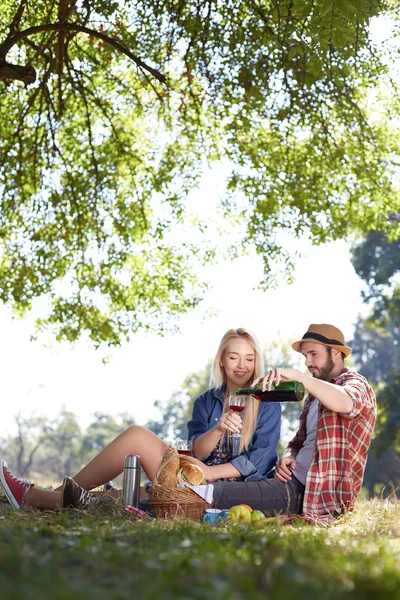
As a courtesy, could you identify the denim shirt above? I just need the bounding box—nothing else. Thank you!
[187,385,281,481]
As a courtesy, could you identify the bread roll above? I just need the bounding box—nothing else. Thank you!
[177,462,205,486]
[157,447,180,486]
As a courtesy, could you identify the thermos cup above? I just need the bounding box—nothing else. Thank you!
[122,454,141,508]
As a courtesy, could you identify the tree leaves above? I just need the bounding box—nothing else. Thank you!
[0,0,399,344]
[350,227,400,452]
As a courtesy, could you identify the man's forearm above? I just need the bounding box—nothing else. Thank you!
[261,367,354,414]
[193,427,224,459]
[296,372,353,413]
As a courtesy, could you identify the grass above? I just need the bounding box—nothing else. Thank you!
[0,496,399,599]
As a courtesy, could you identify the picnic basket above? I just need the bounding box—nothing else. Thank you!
[148,447,211,520]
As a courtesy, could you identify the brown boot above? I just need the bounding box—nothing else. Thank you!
[61,477,98,509]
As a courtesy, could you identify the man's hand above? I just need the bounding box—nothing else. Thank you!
[252,368,302,390]
[274,456,297,482]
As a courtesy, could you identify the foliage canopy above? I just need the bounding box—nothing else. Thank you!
[1,0,400,344]
[351,227,400,453]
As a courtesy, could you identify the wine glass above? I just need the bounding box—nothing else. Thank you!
[228,395,246,457]
[175,439,193,456]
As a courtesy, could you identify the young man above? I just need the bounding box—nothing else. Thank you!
[212,324,377,519]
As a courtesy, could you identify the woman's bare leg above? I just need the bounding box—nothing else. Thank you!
[68,426,168,490]
[24,486,124,510]
[26,426,168,507]
[24,488,62,510]
[4,429,161,510]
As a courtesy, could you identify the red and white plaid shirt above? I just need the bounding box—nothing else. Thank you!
[287,368,376,517]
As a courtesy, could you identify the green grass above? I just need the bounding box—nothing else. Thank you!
[0,497,399,599]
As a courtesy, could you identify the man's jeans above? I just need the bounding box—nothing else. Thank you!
[213,475,305,516]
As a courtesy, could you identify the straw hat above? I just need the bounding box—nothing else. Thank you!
[292,324,352,357]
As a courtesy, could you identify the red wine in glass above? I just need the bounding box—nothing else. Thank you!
[176,440,193,455]
[228,395,246,457]
[230,405,245,413]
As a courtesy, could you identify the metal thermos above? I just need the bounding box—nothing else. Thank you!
[122,454,141,507]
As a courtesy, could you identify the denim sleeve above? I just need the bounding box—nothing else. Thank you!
[231,402,281,481]
[187,393,210,442]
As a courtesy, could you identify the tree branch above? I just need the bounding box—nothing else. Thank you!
[9,0,29,34]
[0,22,167,85]
[56,1,73,110]
[0,62,36,84]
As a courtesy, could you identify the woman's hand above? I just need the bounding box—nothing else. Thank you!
[201,464,214,481]
[187,455,207,471]
[184,457,213,481]
[215,410,242,435]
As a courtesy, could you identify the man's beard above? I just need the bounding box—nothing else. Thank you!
[312,357,335,381]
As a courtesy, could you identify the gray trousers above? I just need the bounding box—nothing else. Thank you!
[213,475,305,516]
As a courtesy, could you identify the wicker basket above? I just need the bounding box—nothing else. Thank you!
[148,448,211,520]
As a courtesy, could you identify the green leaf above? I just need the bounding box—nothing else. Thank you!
[0,0,397,344]
[318,0,336,19]
[288,46,302,60]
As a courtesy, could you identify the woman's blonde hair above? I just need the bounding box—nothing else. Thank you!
[211,328,264,455]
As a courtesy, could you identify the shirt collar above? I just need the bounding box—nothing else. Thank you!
[214,384,226,403]
[331,366,349,383]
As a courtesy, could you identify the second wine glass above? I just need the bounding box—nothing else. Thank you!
[175,439,193,456]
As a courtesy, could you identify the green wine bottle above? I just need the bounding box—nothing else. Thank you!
[236,380,305,402]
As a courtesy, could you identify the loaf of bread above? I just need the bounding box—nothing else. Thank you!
[157,447,180,486]
[177,462,205,486]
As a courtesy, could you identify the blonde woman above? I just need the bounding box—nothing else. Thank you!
[189,328,281,482]
[0,328,281,511]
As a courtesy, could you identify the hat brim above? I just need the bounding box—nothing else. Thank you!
[292,338,352,358]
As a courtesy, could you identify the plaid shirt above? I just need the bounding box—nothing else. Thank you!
[287,368,376,517]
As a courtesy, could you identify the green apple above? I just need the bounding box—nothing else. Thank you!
[251,510,265,522]
[228,505,252,523]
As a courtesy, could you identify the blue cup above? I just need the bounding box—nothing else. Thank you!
[202,508,222,525]
[220,509,230,521]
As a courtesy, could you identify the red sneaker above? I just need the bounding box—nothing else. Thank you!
[0,460,32,509]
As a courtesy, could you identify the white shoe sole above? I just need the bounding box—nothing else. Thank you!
[0,459,21,510]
